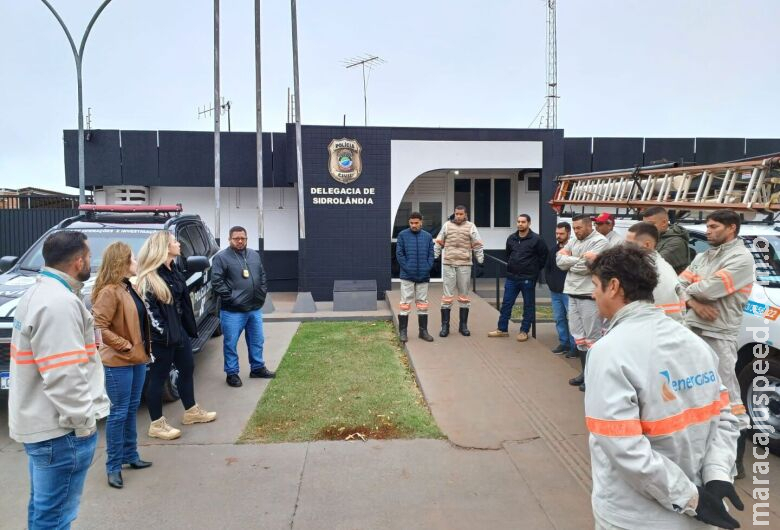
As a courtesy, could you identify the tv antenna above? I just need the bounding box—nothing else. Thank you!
[198,97,233,131]
[341,54,385,126]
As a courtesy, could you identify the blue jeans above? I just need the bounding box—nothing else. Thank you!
[104,364,146,473]
[24,431,98,530]
[550,291,577,351]
[497,278,536,333]
[221,309,265,375]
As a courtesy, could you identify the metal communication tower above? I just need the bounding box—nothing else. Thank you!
[545,0,558,129]
[342,54,385,126]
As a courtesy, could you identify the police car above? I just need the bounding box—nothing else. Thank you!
[0,205,221,401]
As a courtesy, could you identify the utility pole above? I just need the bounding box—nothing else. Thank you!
[213,0,221,243]
[291,0,305,239]
[255,0,264,250]
[545,0,558,129]
[41,0,113,205]
[342,55,385,126]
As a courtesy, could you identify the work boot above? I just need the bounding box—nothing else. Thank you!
[458,307,471,336]
[439,308,451,337]
[148,417,181,440]
[570,349,586,386]
[735,429,747,479]
[418,314,434,342]
[398,314,409,343]
[182,404,217,425]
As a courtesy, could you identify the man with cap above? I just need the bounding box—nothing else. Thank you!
[593,212,623,248]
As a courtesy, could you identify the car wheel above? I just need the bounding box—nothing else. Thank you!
[162,366,181,403]
[738,357,780,455]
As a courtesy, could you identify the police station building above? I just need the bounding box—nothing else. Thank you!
[64,126,780,300]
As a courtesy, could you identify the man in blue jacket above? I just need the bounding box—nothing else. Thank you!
[395,212,435,342]
[488,214,549,342]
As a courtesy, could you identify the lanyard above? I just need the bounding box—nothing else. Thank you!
[40,270,73,293]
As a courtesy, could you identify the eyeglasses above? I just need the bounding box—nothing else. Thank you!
[231,237,247,241]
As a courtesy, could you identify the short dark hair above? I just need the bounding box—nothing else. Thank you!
[588,245,658,303]
[628,221,659,243]
[706,210,741,235]
[642,206,668,218]
[556,221,571,232]
[229,226,247,237]
[454,205,468,213]
[517,213,531,223]
[409,211,422,221]
[42,231,88,267]
[572,213,591,222]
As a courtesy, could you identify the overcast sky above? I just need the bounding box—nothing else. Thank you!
[1,0,778,192]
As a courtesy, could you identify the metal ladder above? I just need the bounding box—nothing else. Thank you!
[550,154,780,213]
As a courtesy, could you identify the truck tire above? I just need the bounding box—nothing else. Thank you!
[738,358,780,455]
[162,366,181,403]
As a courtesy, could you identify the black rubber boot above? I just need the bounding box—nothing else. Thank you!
[439,308,451,337]
[569,349,586,386]
[418,315,434,342]
[458,307,471,336]
[398,315,409,343]
[735,429,747,479]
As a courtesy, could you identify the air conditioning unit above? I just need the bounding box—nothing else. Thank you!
[105,186,149,205]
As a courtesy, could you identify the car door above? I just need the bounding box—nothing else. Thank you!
[175,224,210,324]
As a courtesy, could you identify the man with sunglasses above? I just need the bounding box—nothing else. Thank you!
[212,226,275,387]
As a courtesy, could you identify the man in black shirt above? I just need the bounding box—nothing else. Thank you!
[488,214,548,342]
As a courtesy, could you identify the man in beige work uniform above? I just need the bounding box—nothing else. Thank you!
[434,205,484,337]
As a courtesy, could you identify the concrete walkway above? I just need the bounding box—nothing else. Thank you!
[388,283,780,529]
[1,293,778,529]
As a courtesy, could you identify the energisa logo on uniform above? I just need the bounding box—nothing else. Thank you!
[328,138,363,184]
[659,369,717,401]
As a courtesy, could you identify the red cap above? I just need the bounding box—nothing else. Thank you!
[592,212,614,223]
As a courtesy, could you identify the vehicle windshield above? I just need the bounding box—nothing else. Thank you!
[744,235,780,288]
[16,229,157,272]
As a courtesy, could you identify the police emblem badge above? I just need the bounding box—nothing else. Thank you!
[328,138,363,184]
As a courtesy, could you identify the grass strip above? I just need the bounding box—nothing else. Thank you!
[239,321,443,443]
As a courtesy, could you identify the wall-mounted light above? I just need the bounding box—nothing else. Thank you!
[453,170,460,175]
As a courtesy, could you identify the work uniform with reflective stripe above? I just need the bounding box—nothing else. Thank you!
[679,236,755,428]
[585,301,740,530]
[9,267,110,443]
[434,220,484,309]
[652,251,686,322]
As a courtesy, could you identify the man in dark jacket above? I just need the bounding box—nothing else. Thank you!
[488,214,549,342]
[395,212,434,342]
[211,226,274,387]
[642,206,691,274]
[545,222,577,356]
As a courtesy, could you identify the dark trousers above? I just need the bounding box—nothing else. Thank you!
[146,330,196,421]
[497,278,536,333]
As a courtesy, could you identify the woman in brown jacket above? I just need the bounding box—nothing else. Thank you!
[92,242,152,490]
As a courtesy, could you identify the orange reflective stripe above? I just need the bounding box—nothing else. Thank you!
[719,390,730,408]
[657,302,686,314]
[586,417,642,437]
[738,286,752,294]
[640,398,723,437]
[38,357,88,373]
[715,269,736,294]
[574,338,587,345]
[399,303,411,310]
[10,345,33,357]
[11,351,36,365]
[457,296,470,302]
[416,303,429,309]
[441,296,454,302]
[679,269,700,282]
[34,349,89,364]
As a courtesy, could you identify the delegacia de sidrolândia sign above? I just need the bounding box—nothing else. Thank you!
[311,138,375,205]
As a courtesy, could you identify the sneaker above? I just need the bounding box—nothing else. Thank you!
[148,417,181,440]
[249,367,276,379]
[182,404,217,425]
[487,330,509,338]
[226,374,242,387]
[551,344,567,354]
[516,332,529,342]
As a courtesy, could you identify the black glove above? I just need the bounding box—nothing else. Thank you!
[705,480,745,511]
[475,263,485,278]
[694,484,741,529]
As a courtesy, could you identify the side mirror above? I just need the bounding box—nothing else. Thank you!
[0,256,19,274]
[185,255,209,274]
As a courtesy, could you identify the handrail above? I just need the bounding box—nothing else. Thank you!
[475,254,537,339]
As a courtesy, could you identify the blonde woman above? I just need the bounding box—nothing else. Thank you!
[92,242,152,489]
[136,231,216,440]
